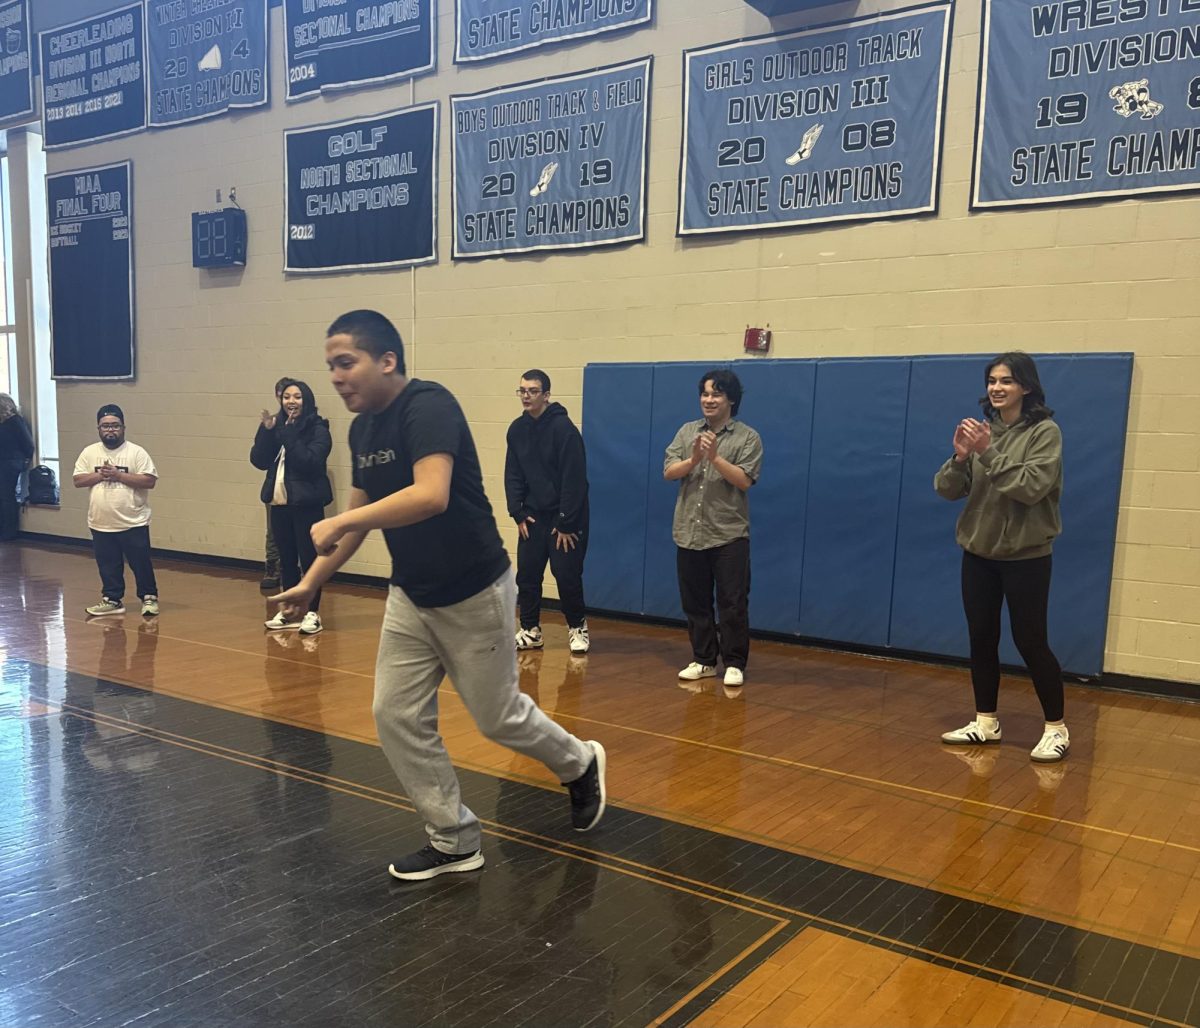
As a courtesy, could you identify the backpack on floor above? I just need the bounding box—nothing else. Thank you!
[26,464,59,506]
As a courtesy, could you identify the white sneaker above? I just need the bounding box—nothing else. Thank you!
[568,621,590,654]
[1031,726,1070,763]
[86,597,125,617]
[515,625,543,650]
[299,612,323,635]
[941,719,1002,744]
[678,662,717,681]
[141,595,159,617]
[264,611,300,630]
[723,667,744,687]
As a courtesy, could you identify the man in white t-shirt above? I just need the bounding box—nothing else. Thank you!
[72,404,160,617]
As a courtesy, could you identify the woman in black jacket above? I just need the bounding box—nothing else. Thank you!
[251,380,333,634]
[0,393,35,542]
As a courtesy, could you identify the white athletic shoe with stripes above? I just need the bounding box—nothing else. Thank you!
[1030,726,1070,763]
[941,719,1002,744]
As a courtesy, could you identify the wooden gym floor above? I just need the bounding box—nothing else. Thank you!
[2,540,1198,1026]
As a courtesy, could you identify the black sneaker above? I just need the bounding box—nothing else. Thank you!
[387,844,484,881]
[565,740,607,832]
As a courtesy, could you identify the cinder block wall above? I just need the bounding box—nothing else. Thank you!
[21,0,1200,684]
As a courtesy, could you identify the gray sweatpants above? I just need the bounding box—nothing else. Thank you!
[373,568,592,854]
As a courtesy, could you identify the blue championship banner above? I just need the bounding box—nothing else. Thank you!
[455,0,653,64]
[451,57,652,258]
[48,163,135,380]
[40,4,147,150]
[284,104,438,273]
[283,0,434,102]
[973,0,1200,208]
[147,0,268,127]
[679,3,953,236]
[0,0,33,126]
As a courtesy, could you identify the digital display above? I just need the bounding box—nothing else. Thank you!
[191,208,247,267]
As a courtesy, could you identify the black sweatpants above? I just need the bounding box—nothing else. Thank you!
[270,504,323,613]
[961,550,1064,722]
[516,513,588,629]
[91,525,158,602]
[676,537,751,671]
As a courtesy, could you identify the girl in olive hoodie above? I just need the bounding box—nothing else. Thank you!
[251,379,333,634]
[934,352,1069,763]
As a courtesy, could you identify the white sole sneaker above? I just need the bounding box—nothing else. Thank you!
[941,720,1002,745]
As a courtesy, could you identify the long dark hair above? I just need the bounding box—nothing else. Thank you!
[979,352,1053,424]
[278,379,326,429]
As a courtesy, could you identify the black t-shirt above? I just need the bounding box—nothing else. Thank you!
[350,380,510,607]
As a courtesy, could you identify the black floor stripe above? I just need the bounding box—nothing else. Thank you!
[3,657,1197,1027]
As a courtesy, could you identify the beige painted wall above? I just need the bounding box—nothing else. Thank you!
[16,0,1200,683]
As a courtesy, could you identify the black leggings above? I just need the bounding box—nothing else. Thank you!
[961,550,1064,722]
[270,505,323,613]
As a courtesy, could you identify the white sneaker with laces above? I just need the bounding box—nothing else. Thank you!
[141,595,159,617]
[678,662,717,681]
[515,625,543,650]
[86,597,125,617]
[723,667,744,687]
[1031,726,1070,763]
[264,611,300,631]
[568,621,590,654]
[299,612,323,635]
[941,719,1002,744]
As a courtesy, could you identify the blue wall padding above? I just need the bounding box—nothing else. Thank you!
[581,364,653,613]
[890,357,985,660]
[798,359,911,647]
[1025,354,1133,675]
[642,363,708,618]
[583,353,1132,677]
[735,360,816,634]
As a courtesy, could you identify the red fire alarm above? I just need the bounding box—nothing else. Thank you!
[744,326,771,353]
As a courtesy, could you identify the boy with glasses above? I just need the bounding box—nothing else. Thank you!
[72,404,160,617]
[505,370,591,654]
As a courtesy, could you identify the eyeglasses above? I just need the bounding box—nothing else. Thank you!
[98,423,123,430]
[516,388,543,397]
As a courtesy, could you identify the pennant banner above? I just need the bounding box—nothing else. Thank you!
[284,104,438,273]
[679,3,952,236]
[455,0,652,63]
[452,57,652,258]
[40,4,147,149]
[48,162,135,380]
[146,0,269,127]
[972,0,1200,208]
[283,0,434,102]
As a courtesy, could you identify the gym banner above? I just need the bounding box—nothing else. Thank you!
[679,3,953,236]
[0,0,33,127]
[972,0,1200,208]
[40,4,147,150]
[48,163,135,381]
[455,0,653,64]
[452,57,651,258]
[284,104,438,273]
[147,0,268,127]
[283,0,434,102]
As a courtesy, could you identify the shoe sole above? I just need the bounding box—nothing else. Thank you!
[941,736,1001,745]
[516,643,543,650]
[678,670,716,681]
[86,608,125,617]
[388,851,485,881]
[142,610,158,617]
[264,622,302,631]
[299,625,323,635]
[574,741,607,833]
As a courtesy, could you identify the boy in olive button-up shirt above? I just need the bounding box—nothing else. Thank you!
[664,370,763,688]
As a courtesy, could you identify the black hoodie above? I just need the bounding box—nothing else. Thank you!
[504,402,588,535]
[250,380,333,508]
